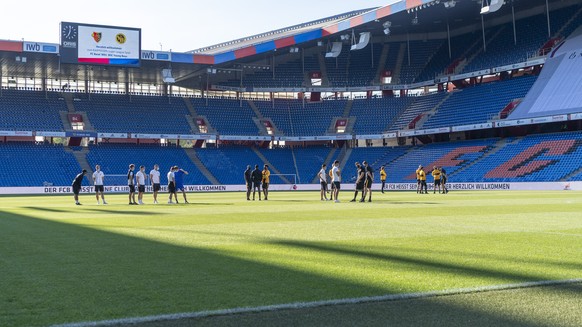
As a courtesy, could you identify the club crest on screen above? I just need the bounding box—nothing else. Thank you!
[116,33,126,44]
[92,32,102,43]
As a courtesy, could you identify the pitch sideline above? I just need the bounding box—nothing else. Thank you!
[53,278,582,327]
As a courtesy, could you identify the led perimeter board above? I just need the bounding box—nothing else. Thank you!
[60,22,141,67]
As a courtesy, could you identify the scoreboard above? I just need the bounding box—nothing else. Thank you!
[60,22,141,67]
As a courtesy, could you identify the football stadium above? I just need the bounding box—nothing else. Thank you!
[1,0,582,326]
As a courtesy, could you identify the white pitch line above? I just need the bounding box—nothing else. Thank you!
[52,278,582,327]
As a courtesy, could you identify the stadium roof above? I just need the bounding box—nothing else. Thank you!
[0,0,577,87]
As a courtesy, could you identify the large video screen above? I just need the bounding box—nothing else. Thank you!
[60,22,141,67]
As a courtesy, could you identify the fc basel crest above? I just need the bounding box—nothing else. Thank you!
[92,32,102,43]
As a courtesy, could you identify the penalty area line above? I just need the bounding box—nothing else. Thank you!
[53,278,582,327]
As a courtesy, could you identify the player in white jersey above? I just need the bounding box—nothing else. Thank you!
[92,164,107,205]
[149,164,161,204]
[136,165,146,205]
[167,166,177,204]
[332,160,341,203]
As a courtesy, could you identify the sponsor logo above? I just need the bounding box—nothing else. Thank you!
[116,33,126,44]
[92,32,102,43]
[63,41,77,48]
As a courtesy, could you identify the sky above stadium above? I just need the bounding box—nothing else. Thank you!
[1,0,393,53]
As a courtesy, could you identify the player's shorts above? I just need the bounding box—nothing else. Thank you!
[417,179,421,185]
[175,185,185,192]
[95,185,104,193]
[262,182,269,190]
[320,181,328,191]
[333,181,341,190]
[356,182,365,191]
[365,180,372,188]
[138,185,146,193]
[246,182,252,190]
[168,183,176,193]
[434,179,441,186]
[330,182,336,190]
[153,183,161,192]
[442,177,447,184]
[72,185,81,195]
[421,180,427,186]
[128,185,135,193]
[253,182,261,189]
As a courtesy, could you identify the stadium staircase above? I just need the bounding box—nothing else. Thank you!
[374,44,390,84]
[59,93,96,132]
[554,6,582,39]
[317,52,330,86]
[183,148,220,185]
[247,100,277,135]
[66,147,94,177]
[413,92,452,129]
[337,145,352,174]
[327,100,355,134]
[251,147,292,184]
[456,26,507,74]
[560,164,582,181]
[182,98,201,134]
[391,43,407,84]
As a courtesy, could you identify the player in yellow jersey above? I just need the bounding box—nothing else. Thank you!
[431,166,442,194]
[418,166,427,194]
[262,164,270,201]
[415,165,422,194]
[380,166,387,193]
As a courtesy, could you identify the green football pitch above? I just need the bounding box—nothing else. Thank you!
[1,191,581,326]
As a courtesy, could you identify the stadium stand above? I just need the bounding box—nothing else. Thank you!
[455,132,582,182]
[195,146,265,185]
[190,98,260,135]
[0,90,66,131]
[421,76,537,129]
[254,99,346,136]
[388,92,448,131]
[0,143,82,186]
[73,94,193,134]
[350,97,414,134]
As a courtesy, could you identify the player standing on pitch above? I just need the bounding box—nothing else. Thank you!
[244,165,252,201]
[149,164,161,204]
[318,164,329,201]
[136,165,146,205]
[128,164,137,205]
[93,164,107,205]
[380,166,387,194]
[262,164,270,201]
[251,165,262,201]
[167,166,177,204]
[173,166,189,204]
[72,169,87,205]
[332,160,341,203]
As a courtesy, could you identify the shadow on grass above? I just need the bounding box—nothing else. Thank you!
[23,206,69,213]
[0,210,574,327]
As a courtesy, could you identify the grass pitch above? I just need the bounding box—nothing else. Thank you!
[1,191,581,326]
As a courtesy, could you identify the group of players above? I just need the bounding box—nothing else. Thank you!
[72,164,191,205]
[415,165,449,194]
[243,164,271,201]
[71,161,447,206]
[316,161,388,203]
